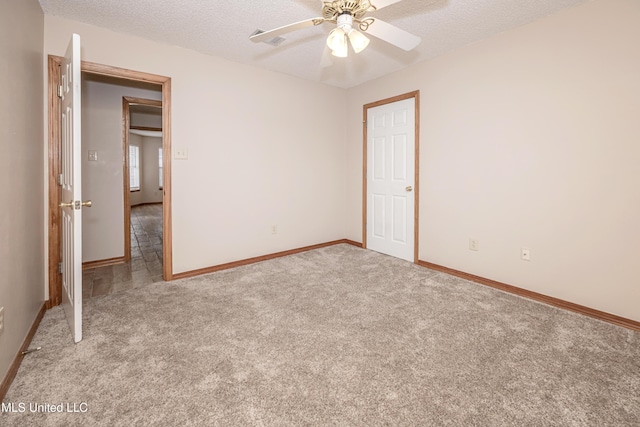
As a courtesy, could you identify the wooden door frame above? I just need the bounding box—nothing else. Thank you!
[362,91,420,263]
[47,55,173,306]
[122,97,163,263]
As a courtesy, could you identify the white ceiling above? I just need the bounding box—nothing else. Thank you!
[38,0,590,89]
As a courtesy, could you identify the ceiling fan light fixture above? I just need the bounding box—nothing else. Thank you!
[327,27,348,57]
[348,29,369,53]
[331,40,349,57]
[252,1,423,64]
[326,27,346,51]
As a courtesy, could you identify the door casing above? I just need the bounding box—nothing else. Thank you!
[47,56,173,306]
[362,91,420,263]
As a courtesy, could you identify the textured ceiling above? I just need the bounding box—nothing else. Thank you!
[39,0,590,88]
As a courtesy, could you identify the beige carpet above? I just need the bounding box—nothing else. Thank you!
[2,244,639,426]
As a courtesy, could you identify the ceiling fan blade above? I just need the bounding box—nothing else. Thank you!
[364,18,421,51]
[250,17,325,43]
[371,0,405,10]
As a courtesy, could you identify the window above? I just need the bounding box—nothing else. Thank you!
[130,145,140,191]
[158,148,163,189]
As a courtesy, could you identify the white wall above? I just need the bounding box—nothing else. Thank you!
[81,77,161,262]
[0,0,45,382]
[346,0,640,321]
[45,16,348,274]
[131,111,162,129]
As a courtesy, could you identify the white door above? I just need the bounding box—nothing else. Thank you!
[60,34,83,343]
[366,97,415,262]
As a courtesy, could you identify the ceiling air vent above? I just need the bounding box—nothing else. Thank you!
[250,29,286,47]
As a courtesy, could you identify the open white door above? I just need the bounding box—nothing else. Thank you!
[366,97,416,262]
[59,34,84,343]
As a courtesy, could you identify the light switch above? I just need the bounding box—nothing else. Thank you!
[88,150,98,161]
[174,148,188,160]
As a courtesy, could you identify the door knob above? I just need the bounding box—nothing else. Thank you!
[59,200,92,209]
[406,186,413,192]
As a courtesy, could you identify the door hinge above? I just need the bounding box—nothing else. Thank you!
[58,262,63,274]
[57,174,63,186]
[57,85,63,98]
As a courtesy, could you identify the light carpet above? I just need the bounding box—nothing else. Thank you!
[2,244,639,426]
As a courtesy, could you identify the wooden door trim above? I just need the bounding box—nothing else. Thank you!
[123,97,131,262]
[47,56,173,306]
[362,91,420,263]
[122,96,163,263]
[130,126,162,131]
[47,56,63,306]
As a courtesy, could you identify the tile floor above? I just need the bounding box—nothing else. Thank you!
[82,203,163,299]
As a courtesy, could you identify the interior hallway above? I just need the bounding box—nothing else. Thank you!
[82,203,163,299]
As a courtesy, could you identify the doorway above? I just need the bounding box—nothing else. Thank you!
[363,91,420,263]
[47,56,173,307]
[123,97,163,263]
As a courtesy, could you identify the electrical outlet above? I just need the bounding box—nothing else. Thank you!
[469,238,479,251]
[0,306,4,335]
[271,225,277,235]
[521,248,531,261]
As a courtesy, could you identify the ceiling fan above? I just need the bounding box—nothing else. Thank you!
[250,0,421,58]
